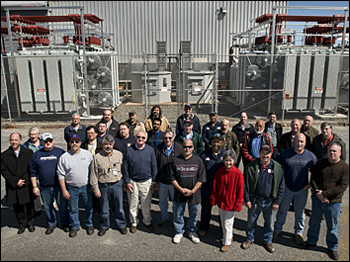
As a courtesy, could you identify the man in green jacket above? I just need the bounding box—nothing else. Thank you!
[242,144,285,253]
[175,119,204,156]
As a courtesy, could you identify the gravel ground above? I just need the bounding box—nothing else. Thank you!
[1,113,349,261]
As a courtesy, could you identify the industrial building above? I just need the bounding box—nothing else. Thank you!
[1,1,348,121]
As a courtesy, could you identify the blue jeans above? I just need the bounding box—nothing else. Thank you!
[67,184,93,229]
[246,197,275,244]
[307,192,341,251]
[158,182,174,220]
[98,180,127,229]
[274,187,308,235]
[40,186,70,227]
[173,201,199,235]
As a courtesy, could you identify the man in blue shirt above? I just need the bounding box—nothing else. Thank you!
[29,133,70,234]
[202,111,221,150]
[273,133,317,245]
[198,135,226,236]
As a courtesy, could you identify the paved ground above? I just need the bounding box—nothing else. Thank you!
[1,119,349,261]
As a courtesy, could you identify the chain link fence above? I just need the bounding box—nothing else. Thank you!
[1,51,349,123]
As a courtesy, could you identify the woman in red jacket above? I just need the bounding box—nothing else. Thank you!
[210,150,245,252]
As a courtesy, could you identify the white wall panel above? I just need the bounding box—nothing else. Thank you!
[49,1,288,61]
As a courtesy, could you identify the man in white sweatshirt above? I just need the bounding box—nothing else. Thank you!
[57,134,94,238]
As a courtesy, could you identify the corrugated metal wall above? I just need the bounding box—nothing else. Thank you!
[48,1,288,61]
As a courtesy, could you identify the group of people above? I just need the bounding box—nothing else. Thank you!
[1,105,348,260]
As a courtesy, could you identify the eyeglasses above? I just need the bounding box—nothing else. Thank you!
[164,137,172,140]
[137,136,146,140]
[70,140,80,144]
[183,145,193,149]
[44,139,53,143]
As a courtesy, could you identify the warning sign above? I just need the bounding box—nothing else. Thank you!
[315,87,323,94]
[37,89,46,95]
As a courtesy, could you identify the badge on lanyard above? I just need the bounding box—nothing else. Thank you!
[112,163,118,176]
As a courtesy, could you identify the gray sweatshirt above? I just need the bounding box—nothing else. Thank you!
[57,149,93,187]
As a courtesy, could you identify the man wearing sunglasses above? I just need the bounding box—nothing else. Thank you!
[169,139,207,244]
[155,129,182,227]
[57,134,94,238]
[29,133,70,234]
[124,130,157,233]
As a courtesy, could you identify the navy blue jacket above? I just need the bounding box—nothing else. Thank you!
[202,121,221,149]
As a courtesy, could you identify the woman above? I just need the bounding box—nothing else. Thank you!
[210,150,244,252]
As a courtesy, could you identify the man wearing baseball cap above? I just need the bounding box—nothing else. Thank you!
[175,119,204,156]
[176,104,201,136]
[242,144,285,253]
[29,133,70,234]
[57,134,94,238]
[125,110,145,137]
[202,111,221,150]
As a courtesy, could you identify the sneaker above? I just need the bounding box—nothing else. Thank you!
[173,234,183,244]
[69,228,79,238]
[327,249,339,260]
[295,234,304,245]
[198,230,207,237]
[263,242,275,253]
[272,230,280,241]
[45,225,56,235]
[188,232,200,244]
[158,219,169,227]
[87,226,94,235]
[220,245,230,252]
[242,240,253,250]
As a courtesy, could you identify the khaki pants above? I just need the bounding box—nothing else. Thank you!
[127,178,152,226]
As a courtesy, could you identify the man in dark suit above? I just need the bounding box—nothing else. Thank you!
[1,132,35,234]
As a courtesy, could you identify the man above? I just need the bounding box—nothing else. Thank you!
[232,112,255,168]
[22,127,44,216]
[63,113,87,150]
[242,144,285,253]
[264,112,283,159]
[278,119,311,153]
[147,117,164,150]
[1,132,35,234]
[57,134,94,238]
[95,109,119,137]
[273,133,318,245]
[82,125,103,156]
[22,127,44,152]
[29,133,70,234]
[175,119,204,156]
[124,130,157,233]
[241,120,273,167]
[313,122,346,161]
[97,120,108,143]
[176,104,201,135]
[90,134,127,236]
[215,118,239,157]
[304,142,349,261]
[155,129,182,227]
[169,139,207,244]
[113,122,136,157]
[198,135,226,237]
[202,111,221,149]
[126,110,145,136]
[301,115,319,144]
[81,125,103,213]
[144,105,171,132]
